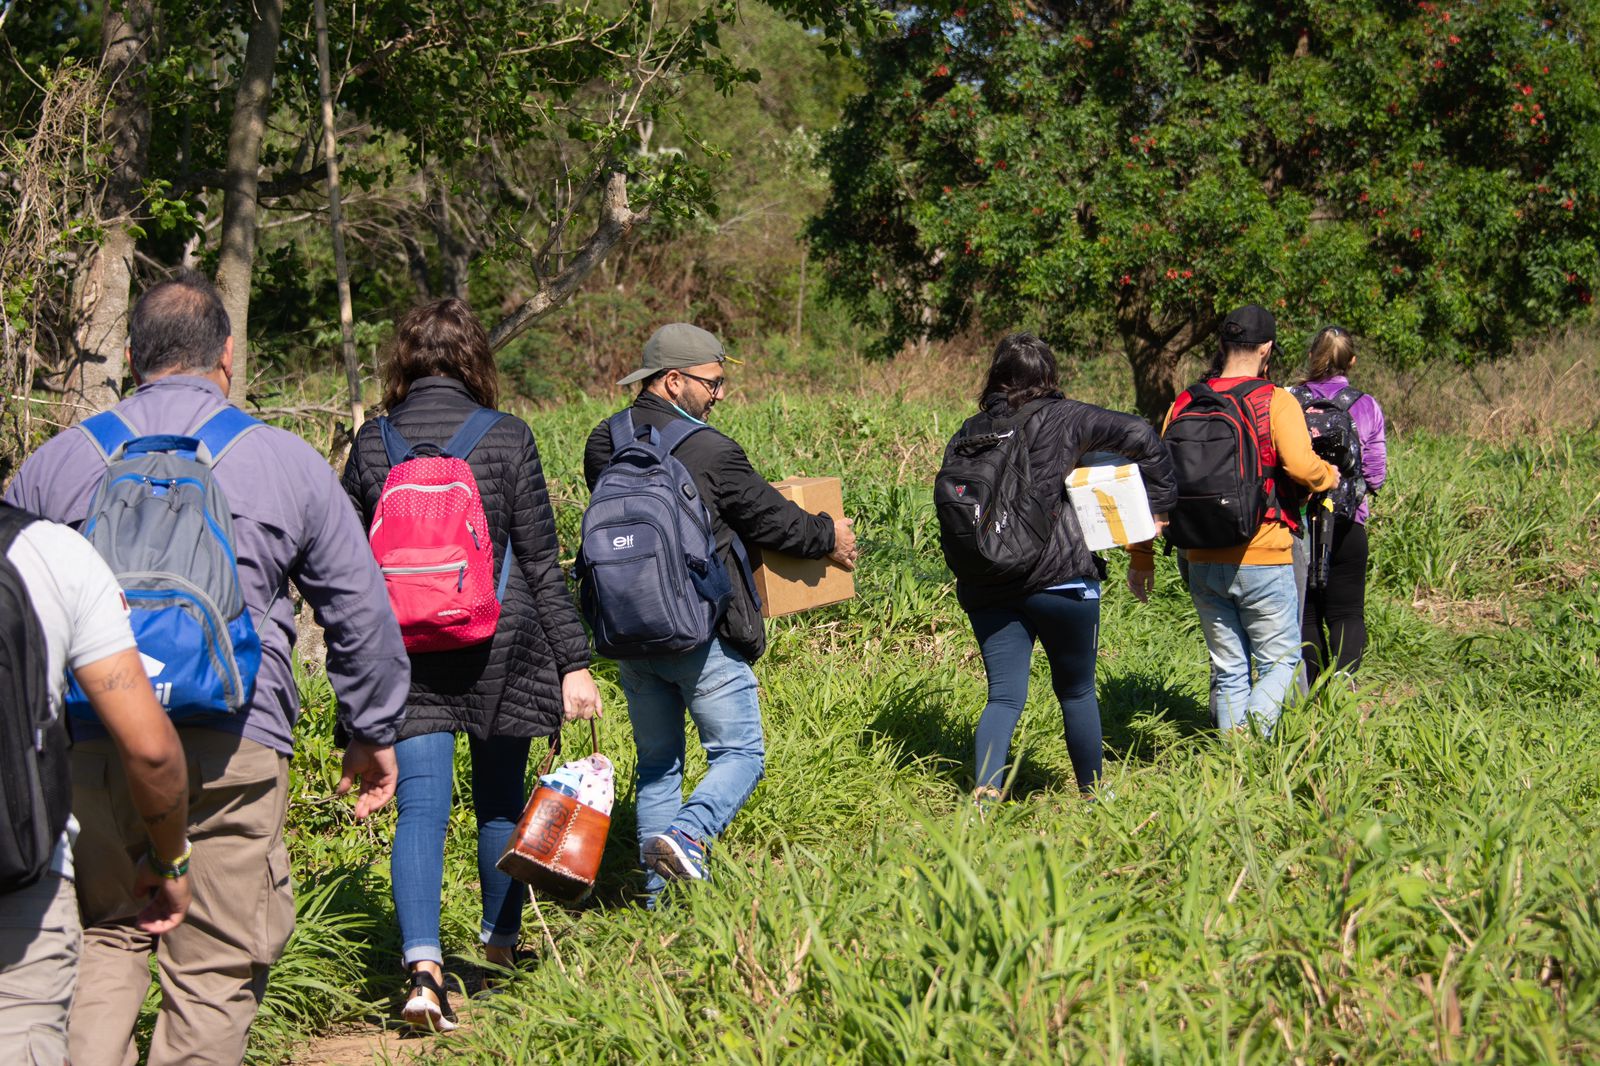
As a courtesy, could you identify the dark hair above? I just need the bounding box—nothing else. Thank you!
[1306,325,1356,381]
[128,270,231,378]
[979,332,1060,410]
[380,298,500,411]
[1207,340,1281,379]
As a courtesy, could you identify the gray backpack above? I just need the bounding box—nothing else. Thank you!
[66,407,264,721]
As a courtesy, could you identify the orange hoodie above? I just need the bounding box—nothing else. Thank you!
[1130,382,1338,568]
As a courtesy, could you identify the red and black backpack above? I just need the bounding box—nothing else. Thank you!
[1162,378,1295,549]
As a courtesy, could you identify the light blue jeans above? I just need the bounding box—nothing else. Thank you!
[1186,561,1302,735]
[617,638,765,896]
[391,731,532,966]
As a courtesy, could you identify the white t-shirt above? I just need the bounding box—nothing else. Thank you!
[6,517,136,878]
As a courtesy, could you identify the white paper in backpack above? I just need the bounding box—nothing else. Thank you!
[1066,459,1156,552]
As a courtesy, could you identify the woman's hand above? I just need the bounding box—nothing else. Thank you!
[1127,567,1155,604]
[562,669,603,722]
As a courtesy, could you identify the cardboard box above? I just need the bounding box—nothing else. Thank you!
[1066,460,1156,551]
[751,477,855,618]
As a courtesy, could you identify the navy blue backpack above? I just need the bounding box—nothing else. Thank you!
[577,413,737,659]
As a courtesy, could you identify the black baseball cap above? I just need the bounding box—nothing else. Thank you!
[1220,304,1277,347]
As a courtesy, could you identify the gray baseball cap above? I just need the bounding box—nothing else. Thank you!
[616,323,738,386]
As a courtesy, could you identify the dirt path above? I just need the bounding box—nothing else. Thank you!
[292,1017,474,1065]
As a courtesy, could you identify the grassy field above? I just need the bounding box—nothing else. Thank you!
[224,356,1600,1064]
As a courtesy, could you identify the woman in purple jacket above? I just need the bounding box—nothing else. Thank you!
[1299,326,1388,684]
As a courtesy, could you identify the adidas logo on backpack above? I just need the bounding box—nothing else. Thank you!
[66,408,264,722]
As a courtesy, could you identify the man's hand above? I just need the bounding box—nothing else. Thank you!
[1127,567,1155,604]
[561,669,603,722]
[336,740,398,821]
[828,516,858,572]
[1152,511,1170,539]
[131,860,191,935]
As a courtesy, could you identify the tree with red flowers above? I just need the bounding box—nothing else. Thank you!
[809,0,1600,418]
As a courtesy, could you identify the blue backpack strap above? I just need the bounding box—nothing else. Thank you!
[77,410,139,464]
[191,406,262,466]
[443,408,508,460]
[657,418,707,456]
[607,410,638,454]
[497,544,515,602]
[376,416,415,468]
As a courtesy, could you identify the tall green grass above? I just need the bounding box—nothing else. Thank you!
[249,387,1597,1064]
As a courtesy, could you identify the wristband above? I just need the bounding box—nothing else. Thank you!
[149,841,192,880]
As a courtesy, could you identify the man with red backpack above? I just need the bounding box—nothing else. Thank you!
[1129,305,1338,734]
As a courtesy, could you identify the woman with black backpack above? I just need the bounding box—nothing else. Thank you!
[937,333,1176,803]
[1296,326,1388,685]
[342,299,602,1030]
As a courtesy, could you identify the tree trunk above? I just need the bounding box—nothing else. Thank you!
[313,0,363,431]
[214,0,283,406]
[65,0,154,421]
[1118,300,1218,423]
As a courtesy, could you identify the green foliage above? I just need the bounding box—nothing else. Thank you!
[247,378,1600,1063]
[810,0,1600,415]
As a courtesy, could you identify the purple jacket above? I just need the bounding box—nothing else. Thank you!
[1303,375,1387,524]
[4,376,409,754]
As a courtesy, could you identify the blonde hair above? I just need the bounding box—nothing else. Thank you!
[1306,325,1356,382]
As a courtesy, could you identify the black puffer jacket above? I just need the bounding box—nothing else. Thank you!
[582,393,836,662]
[953,392,1177,611]
[343,376,590,740]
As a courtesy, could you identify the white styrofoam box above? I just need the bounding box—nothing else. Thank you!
[1066,460,1156,551]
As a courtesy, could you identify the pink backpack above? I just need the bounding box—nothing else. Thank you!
[369,409,512,653]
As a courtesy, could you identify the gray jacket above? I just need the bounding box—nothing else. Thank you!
[4,376,409,754]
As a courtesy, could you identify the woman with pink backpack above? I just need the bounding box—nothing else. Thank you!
[342,299,601,1030]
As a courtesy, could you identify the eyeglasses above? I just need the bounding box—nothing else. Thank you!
[676,370,727,396]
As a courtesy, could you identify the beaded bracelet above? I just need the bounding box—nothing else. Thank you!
[149,842,192,880]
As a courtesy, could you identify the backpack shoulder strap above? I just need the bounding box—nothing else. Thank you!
[658,418,708,456]
[1288,384,1312,407]
[442,408,509,460]
[191,406,263,466]
[376,416,415,468]
[77,410,139,464]
[0,503,37,555]
[1329,385,1364,412]
[606,410,639,455]
[1221,378,1273,403]
[1184,380,1219,403]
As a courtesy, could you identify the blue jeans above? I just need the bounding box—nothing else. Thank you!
[966,590,1103,793]
[1186,562,1302,734]
[391,731,532,966]
[617,638,764,896]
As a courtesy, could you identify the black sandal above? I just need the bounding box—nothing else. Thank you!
[402,967,458,1032]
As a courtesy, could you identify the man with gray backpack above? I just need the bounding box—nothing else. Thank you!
[582,323,856,902]
[4,272,409,1066]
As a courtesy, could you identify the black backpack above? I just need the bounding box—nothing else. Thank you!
[1163,379,1276,549]
[1289,384,1366,518]
[935,398,1054,584]
[0,505,71,892]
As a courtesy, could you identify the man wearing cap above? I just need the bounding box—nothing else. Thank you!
[583,323,857,896]
[1128,305,1337,734]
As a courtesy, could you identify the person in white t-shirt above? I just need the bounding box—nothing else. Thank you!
[0,505,191,1062]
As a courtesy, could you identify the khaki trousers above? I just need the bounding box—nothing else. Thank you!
[0,872,79,1066]
[68,729,293,1066]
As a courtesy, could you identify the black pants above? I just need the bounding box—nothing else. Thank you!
[1301,517,1369,686]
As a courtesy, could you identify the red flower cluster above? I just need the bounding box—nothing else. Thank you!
[1411,227,1423,239]
[1118,274,1132,286]
[935,65,950,77]
[1165,268,1179,280]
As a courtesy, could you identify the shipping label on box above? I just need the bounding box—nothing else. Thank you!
[750,476,856,618]
[1065,462,1156,552]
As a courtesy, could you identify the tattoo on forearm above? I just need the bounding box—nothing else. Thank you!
[89,664,143,694]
